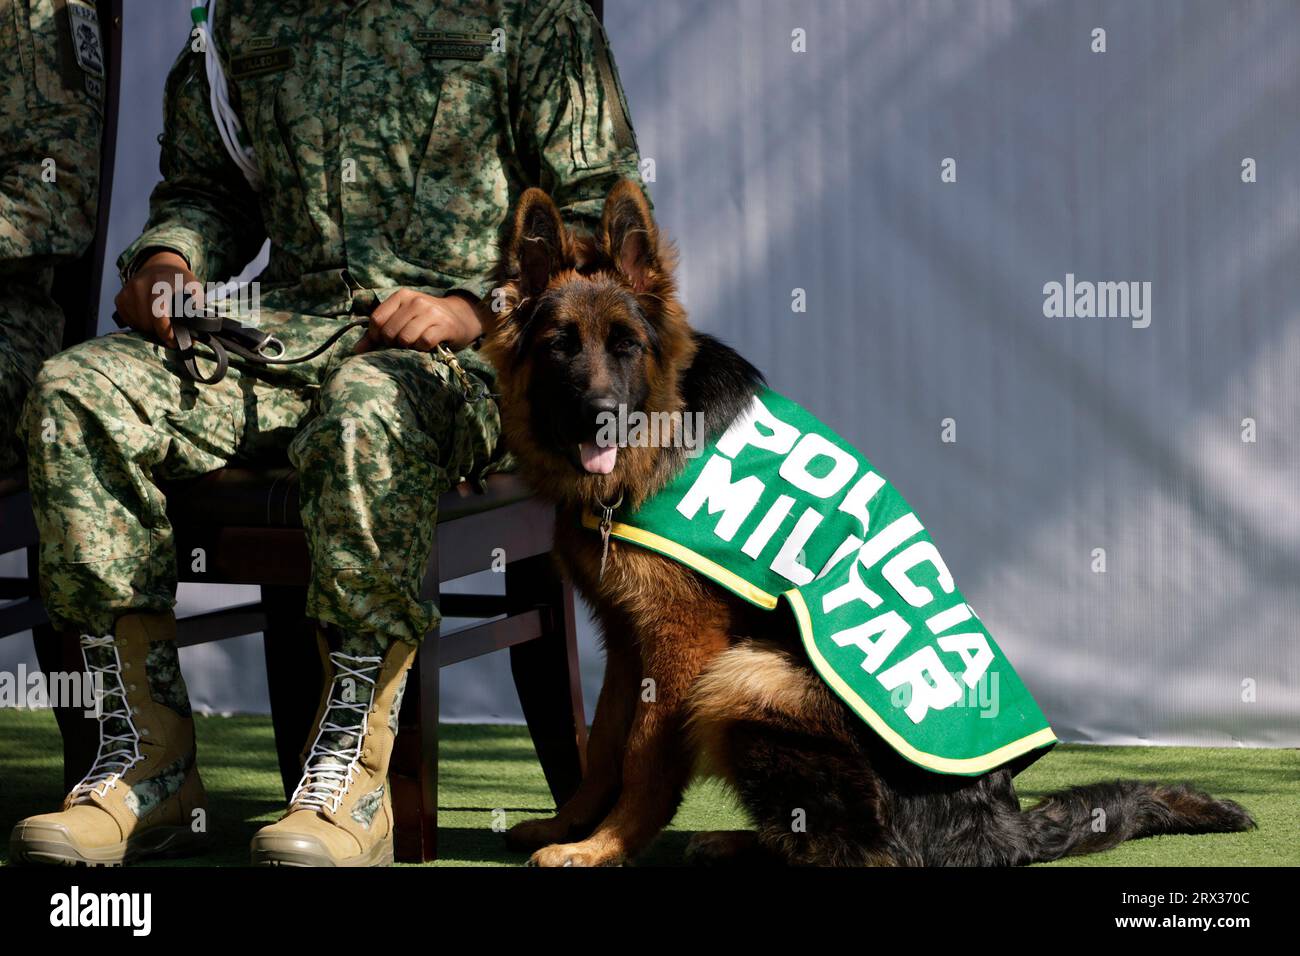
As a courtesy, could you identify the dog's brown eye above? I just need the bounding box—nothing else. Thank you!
[548,329,580,356]
[612,338,642,357]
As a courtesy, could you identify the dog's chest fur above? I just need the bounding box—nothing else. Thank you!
[553,513,785,661]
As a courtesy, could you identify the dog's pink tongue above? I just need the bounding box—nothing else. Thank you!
[580,441,618,475]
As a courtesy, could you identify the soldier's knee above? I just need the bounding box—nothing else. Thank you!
[317,355,408,422]
[23,342,122,439]
[293,356,438,467]
[27,348,97,415]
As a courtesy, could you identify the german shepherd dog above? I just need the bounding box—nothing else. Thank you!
[482,180,1255,867]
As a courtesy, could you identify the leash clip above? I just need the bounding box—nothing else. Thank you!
[435,343,490,403]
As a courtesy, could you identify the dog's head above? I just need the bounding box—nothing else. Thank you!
[483,180,696,509]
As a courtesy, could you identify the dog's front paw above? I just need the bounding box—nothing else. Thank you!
[505,816,576,853]
[526,840,624,868]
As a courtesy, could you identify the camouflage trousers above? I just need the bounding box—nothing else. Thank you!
[0,278,66,472]
[20,310,501,643]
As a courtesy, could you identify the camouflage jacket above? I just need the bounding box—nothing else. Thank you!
[118,0,645,316]
[0,0,103,289]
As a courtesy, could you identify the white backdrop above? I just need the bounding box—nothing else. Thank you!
[2,0,1296,746]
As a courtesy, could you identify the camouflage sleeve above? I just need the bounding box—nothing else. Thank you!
[0,0,103,268]
[116,39,265,284]
[514,0,647,236]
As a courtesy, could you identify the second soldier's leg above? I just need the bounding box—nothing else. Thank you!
[249,349,499,866]
[0,283,65,472]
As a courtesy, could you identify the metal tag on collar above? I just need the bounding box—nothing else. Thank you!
[597,491,624,581]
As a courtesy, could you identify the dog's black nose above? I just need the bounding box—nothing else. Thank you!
[582,394,620,424]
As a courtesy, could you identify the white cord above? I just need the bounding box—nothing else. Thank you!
[68,635,145,803]
[291,653,383,814]
[191,0,262,191]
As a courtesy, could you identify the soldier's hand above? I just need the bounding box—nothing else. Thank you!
[355,289,484,354]
[114,251,201,349]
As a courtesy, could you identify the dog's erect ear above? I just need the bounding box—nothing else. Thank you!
[510,188,567,299]
[601,179,658,292]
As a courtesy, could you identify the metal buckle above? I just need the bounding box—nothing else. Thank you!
[258,335,285,359]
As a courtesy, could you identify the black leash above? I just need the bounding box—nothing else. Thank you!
[113,292,366,385]
[112,295,490,400]
[171,314,368,385]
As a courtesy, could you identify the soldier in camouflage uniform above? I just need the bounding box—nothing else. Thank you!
[10,0,644,867]
[0,0,103,472]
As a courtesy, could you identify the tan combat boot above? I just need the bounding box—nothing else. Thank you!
[249,633,416,866]
[9,613,208,866]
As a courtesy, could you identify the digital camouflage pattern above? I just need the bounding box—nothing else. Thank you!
[26,0,644,650]
[292,347,502,644]
[118,0,645,310]
[145,639,192,718]
[124,753,192,820]
[350,784,385,830]
[24,315,500,643]
[0,0,103,470]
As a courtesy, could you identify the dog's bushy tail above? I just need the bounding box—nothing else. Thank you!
[1016,779,1255,863]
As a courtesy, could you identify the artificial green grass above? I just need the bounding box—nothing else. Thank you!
[0,709,1294,866]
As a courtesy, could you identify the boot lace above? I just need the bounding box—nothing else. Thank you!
[68,635,144,802]
[291,652,382,814]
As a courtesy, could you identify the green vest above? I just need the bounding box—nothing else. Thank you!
[585,388,1057,776]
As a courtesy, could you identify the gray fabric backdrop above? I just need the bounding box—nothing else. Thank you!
[2,0,1295,746]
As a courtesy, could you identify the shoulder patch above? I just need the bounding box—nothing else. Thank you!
[66,0,104,78]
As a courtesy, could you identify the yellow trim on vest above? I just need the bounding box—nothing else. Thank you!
[787,590,1058,775]
[582,512,779,609]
